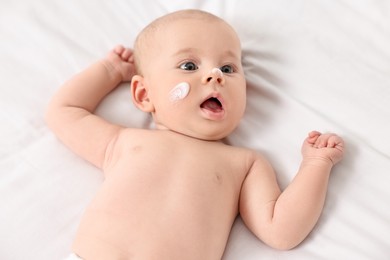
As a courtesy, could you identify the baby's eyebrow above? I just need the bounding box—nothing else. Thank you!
[221,50,240,61]
[172,47,199,57]
[173,48,240,61]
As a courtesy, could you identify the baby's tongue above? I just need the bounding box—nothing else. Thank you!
[201,98,222,112]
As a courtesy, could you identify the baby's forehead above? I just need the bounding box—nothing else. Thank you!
[154,10,223,27]
[141,12,223,39]
[134,10,239,72]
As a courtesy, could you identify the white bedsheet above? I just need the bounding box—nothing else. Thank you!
[1,0,389,259]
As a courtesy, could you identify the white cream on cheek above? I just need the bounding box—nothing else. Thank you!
[168,68,222,103]
[169,82,190,102]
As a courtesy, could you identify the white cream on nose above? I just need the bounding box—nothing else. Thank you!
[211,68,223,78]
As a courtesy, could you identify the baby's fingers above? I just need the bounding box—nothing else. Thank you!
[329,135,345,152]
[113,45,133,62]
[121,48,133,61]
[326,135,342,148]
[327,137,336,148]
[113,45,125,55]
[307,131,321,144]
[314,133,331,148]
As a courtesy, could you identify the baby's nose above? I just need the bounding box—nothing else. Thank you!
[202,68,225,85]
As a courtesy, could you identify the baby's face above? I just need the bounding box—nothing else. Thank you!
[141,18,246,140]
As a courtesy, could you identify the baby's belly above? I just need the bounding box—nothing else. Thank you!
[72,165,239,259]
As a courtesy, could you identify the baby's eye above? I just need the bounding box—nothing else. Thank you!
[179,61,198,71]
[220,65,234,74]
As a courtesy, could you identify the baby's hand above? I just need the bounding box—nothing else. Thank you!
[103,45,136,82]
[301,131,344,166]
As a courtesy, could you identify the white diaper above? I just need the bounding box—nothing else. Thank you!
[65,253,82,260]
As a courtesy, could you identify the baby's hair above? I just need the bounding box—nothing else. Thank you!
[133,9,226,75]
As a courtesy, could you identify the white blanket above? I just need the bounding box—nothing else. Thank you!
[1,0,389,259]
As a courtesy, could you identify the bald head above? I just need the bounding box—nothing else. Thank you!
[133,10,236,75]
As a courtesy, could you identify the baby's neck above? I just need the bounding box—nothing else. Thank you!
[152,126,225,144]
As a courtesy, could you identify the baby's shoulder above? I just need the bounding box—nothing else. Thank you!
[115,128,173,143]
[219,143,266,167]
[221,141,258,155]
[104,128,154,155]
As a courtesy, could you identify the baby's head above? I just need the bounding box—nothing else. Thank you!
[131,10,246,141]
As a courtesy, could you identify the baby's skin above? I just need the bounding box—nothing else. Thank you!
[47,12,345,253]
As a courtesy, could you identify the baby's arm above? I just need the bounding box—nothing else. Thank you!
[240,131,344,250]
[46,46,135,169]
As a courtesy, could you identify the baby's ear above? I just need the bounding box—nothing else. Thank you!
[130,75,154,112]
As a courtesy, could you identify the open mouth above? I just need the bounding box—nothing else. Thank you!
[200,97,223,113]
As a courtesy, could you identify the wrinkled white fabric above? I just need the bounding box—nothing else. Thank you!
[1,1,389,259]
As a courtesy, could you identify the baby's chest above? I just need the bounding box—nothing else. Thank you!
[113,149,242,182]
[96,148,247,218]
[108,143,248,194]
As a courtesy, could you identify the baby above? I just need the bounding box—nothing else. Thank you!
[46,9,344,260]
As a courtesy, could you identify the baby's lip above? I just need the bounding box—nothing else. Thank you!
[200,93,226,120]
[200,92,224,109]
